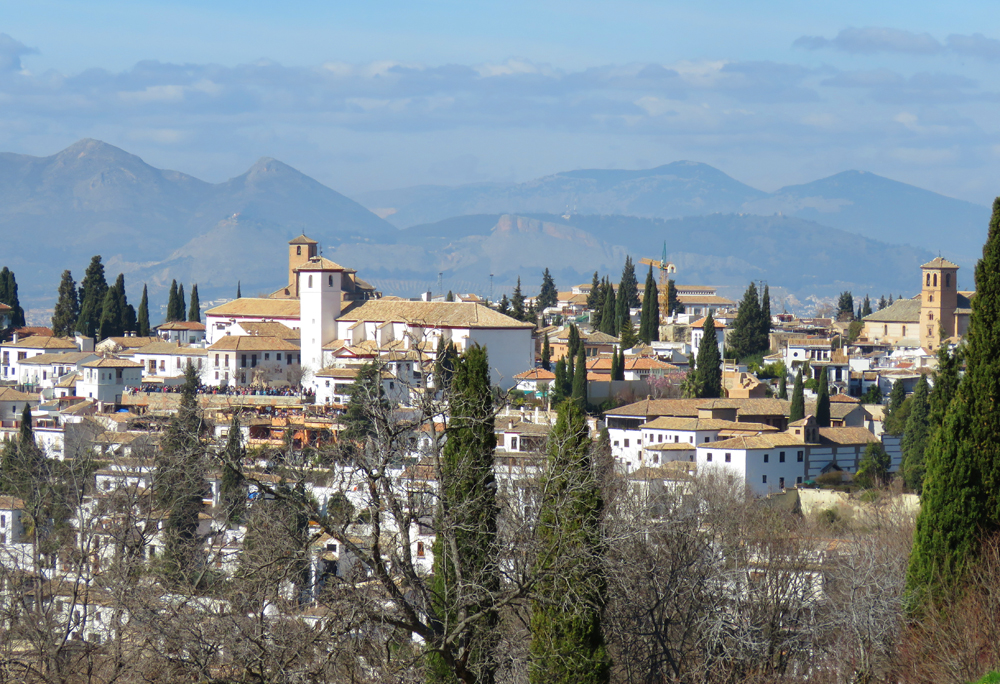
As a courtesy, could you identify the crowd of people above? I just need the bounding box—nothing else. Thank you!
[128,383,315,399]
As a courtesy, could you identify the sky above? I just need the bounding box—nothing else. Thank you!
[4,0,1000,203]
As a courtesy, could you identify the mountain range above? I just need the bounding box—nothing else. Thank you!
[0,140,983,321]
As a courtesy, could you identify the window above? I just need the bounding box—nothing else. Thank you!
[797,450,804,462]
[797,476,803,484]
[724,453,731,463]
[926,273,931,286]
[779,452,785,463]
[296,246,302,255]
[624,439,629,448]
[308,275,313,288]
[762,474,767,483]
[704,436,710,443]
[902,325,907,336]
[613,441,619,447]
[928,311,934,320]
[933,273,938,287]
[884,325,888,335]
[763,454,769,463]
[706,453,713,462]
[946,273,951,288]
[328,275,333,286]
[1,515,5,527]
[276,353,282,361]
[215,371,219,380]
[0,533,4,545]
[779,477,785,489]
[929,294,934,302]
[215,354,219,367]
[264,353,270,361]
[417,542,425,557]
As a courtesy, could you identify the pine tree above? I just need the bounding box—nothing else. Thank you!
[837,291,855,321]
[729,282,763,361]
[694,313,722,398]
[220,413,246,526]
[888,294,894,306]
[166,280,181,322]
[908,197,1000,598]
[855,442,891,489]
[778,373,787,400]
[789,369,805,422]
[511,278,526,322]
[137,285,150,336]
[600,283,617,336]
[51,270,80,337]
[878,295,888,311]
[759,284,772,353]
[571,345,587,410]
[619,316,638,350]
[177,283,186,322]
[76,256,108,337]
[586,272,601,312]
[861,294,873,318]
[98,287,123,340]
[901,375,931,493]
[188,284,201,322]
[429,345,499,683]
[497,294,510,316]
[540,334,551,371]
[815,367,831,427]
[538,268,558,310]
[0,267,25,328]
[155,364,207,583]
[619,256,639,309]
[530,401,610,684]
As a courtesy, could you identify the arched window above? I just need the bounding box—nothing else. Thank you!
[933,273,938,287]
[926,273,931,286]
[297,246,302,256]
[328,275,333,287]
[928,311,934,320]
[946,273,951,288]
[929,294,934,302]
[902,325,907,336]
[308,275,313,288]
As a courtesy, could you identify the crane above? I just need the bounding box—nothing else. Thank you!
[639,242,677,323]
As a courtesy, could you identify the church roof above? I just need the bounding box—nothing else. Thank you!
[861,297,921,324]
[295,256,345,271]
[205,298,300,319]
[338,300,535,329]
[289,234,318,245]
[921,257,959,269]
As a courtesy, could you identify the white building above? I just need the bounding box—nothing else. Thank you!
[16,351,98,390]
[205,335,302,387]
[0,386,40,424]
[154,321,207,345]
[1,336,81,381]
[128,341,208,381]
[77,359,144,403]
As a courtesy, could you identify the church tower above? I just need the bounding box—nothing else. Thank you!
[288,235,318,295]
[920,257,959,351]
[298,258,343,373]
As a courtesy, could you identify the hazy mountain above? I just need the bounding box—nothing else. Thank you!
[0,139,396,307]
[357,161,768,227]
[358,163,988,267]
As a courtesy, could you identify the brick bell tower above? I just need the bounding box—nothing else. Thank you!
[920,257,959,351]
[288,235,318,296]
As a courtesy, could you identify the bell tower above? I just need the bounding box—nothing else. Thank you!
[920,257,959,350]
[298,258,344,373]
[288,235,318,294]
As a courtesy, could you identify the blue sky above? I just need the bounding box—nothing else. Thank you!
[4,1,1000,203]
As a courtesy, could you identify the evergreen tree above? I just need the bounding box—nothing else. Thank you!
[177,283,186,322]
[112,273,130,334]
[908,197,1000,598]
[586,272,601,312]
[166,280,181,322]
[567,324,581,360]
[901,375,932,493]
[928,344,962,432]
[51,270,80,336]
[530,401,610,684]
[123,304,137,335]
[434,339,459,394]
[815,367,831,427]
[759,284,772,353]
[665,279,679,317]
[540,334,551,371]
[76,256,108,337]
[155,365,207,582]
[615,347,626,382]
[609,348,619,382]
[618,316,638,350]
[188,284,201,322]
[220,413,246,526]
[694,313,722,398]
[538,268,558,310]
[552,358,569,406]
[445,290,455,302]
[883,380,907,435]
[888,294,894,306]
[878,295,888,310]
[729,282,763,361]
[861,294,873,318]
[639,265,656,344]
[837,291,855,321]
[778,373,787,400]
[0,267,25,328]
[497,294,510,316]
[855,442,891,489]
[571,345,587,410]
[342,362,386,443]
[600,283,617,336]
[98,287,123,340]
[429,345,499,683]
[511,277,526,321]
[137,285,150,337]
[789,369,805,422]
[620,256,639,309]
[237,281,242,299]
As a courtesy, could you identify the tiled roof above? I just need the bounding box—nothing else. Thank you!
[207,336,301,352]
[585,330,620,344]
[0,387,39,402]
[1,336,77,350]
[129,341,208,356]
[315,368,361,379]
[644,442,698,451]
[98,336,160,349]
[155,321,207,331]
[587,357,678,371]
[205,298,300,319]
[818,427,880,445]
[56,372,79,388]
[643,416,777,432]
[0,496,24,510]
[237,321,300,339]
[700,433,804,450]
[338,300,534,329]
[691,316,727,329]
[289,234,318,245]
[862,297,921,324]
[514,368,556,380]
[82,358,144,368]
[18,352,95,365]
[830,394,860,403]
[678,295,735,305]
[0,303,10,312]
[922,257,959,269]
[295,256,345,271]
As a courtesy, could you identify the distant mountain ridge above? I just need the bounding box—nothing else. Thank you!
[357,163,990,265]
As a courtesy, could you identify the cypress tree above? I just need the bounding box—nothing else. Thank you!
[789,369,805,422]
[619,316,638,351]
[177,283,186,322]
[237,281,242,299]
[878,295,887,310]
[815,367,831,427]
[220,413,246,526]
[112,273,130,334]
[908,197,1000,598]
[188,284,201,322]
[571,345,587,410]
[610,348,619,381]
[530,401,610,684]
[883,380,907,435]
[445,290,455,302]
[928,344,962,431]
[497,294,510,316]
[778,373,788,400]
[665,279,679,317]
[695,313,722,399]
[600,283,616,336]
[568,324,581,360]
[901,375,932,493]
[729,282,762,361]
[861,294,873,318]
[98,287,123,340]
[166,280,180,322]
[639,266,655,343]
[428,345,499,683]
[586,272,601,312]
[0,268,25,328]
[511,277,526,322]
[759,284,772,353]
[538,268,558,310]
[540,334,551,371]
[616,347,626,381]
[620,256,639,308]
[51,270,80,337]
[76,256,108,337]
[553,358,568,406]
[137,285,150,337]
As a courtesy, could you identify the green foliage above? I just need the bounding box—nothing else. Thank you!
[609,348,619,382]
[538,268,558,310]
[693,313,722,398]
[540,334,551,371]
[815,367,831,427]
[619,256,639,309]
[847,320,864,342]
[861,294,873,318]
[665,278,680,316]
[343,362,386,443]
[99,286,123,340]
[908,196,1000,600]
[51,270,80,336]
[236,280,242,299]
[929,344,962,430]
[512,277,526,321]
[496,294,510,316]
[571,345,587,410]
[778,373,787,400]
[600,281,617,336]
[0,267,25,328]
[188,283,201,322]
[137,284,150,337]
[618,316,638,350]
[220,413,246,527]
[729,282,769,361]
[901,375,932,493]
[586,271,601,312]
[553,357,569,405]
[789,369,805,422]
[166,279,181,322]
[861,384,883,404]
[568,324,581,359]
[429,345,499,683]
[883,381,909,435]
[855,442,891,489]
[837,291,855,321]
[759,284,771,351]
[530,401,610,684]
[77,256,108,337]
[749,360,786,380]
[638,265,660,344]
